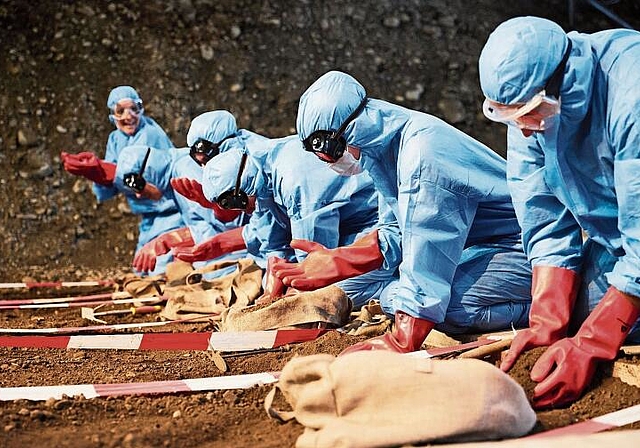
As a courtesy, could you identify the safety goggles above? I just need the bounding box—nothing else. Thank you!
[482,39,572,131]
[189,134,235,166]
[482,92,560,131]
[302,97,368,163]
[111,100,143,121]
[123,147,151,193]
[216,152,249,210]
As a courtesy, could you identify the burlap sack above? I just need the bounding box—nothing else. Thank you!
[338,300,391,337]
[266,351,536,448]
[160,258,263,321]
[218,285,351,331]
[122,274,166,297]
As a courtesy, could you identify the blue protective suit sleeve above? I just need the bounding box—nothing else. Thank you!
[242,196,294,262]
[608,103,640,295]
[506,127,583,270]
[375,195,403,272]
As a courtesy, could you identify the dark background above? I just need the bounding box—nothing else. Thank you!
[1,0,638,280]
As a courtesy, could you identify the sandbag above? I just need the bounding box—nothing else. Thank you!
[219,285,351,331]
[160,258,263,321]
[266,351,536,448]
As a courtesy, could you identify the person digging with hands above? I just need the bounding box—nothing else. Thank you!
[479,17,640,409]
[168,111,277,273]
[61,85,174,202]
[294,71,533,355]
[170,111,401,308]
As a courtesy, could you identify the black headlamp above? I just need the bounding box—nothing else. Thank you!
[302,96,368,163]
[189,134,235,166]
[123,147,151,193]
[216,152,250,210]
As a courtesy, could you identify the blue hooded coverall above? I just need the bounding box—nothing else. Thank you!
[114,145,185,276]
[201,131,403,309]
[93,86,174,202]
[479,17,640,340]
[297,71,533,334]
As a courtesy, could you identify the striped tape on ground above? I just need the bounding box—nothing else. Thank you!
[0,281,114,290]
[0,372,280,401]
[0,314,217,335]
[527,403,640,438]
[0,292,125,307]
[0,296,161,310]
[0,329,327,351]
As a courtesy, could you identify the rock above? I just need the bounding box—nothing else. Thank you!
[17,128,38,147]
[437,97,466,124]
[172,410,182,418]
[383,17,401,28]
[405,84,424,101]
[200,44,214,61]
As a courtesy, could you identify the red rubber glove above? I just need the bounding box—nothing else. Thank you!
[170,177,242,222]
[60,151,116,186]
[340,311,436,355]
[173,226,246,263]
[501,266,580,372]
[530,286,640,409]
[132,227,194,272]
[271,230,384,290]
[256,256,287,305]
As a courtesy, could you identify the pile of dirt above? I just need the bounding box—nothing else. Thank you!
[2,1,640,447]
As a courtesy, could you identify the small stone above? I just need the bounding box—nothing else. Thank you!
[383,17,401,28]
[18,408,30,416]
[56,125,68,133]
[172,410,182,418]
[200,44,214,61]
[17,128,38,147]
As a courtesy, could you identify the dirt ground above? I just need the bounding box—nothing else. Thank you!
[2,1,640,447]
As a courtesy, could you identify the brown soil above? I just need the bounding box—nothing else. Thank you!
[2,1,640,447]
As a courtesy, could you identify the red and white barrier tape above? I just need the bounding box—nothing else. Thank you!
[0,280,114,290]
[0,296,161,310]
[0,372,280,401]
[0,329,327,351]
[527,403,640,438]
[0,292,132,307]
[0,314,216,335]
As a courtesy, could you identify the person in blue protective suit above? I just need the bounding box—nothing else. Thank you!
[478,16,640,409]
[169,111,285,272]
[126,144,250,274]
[113,145,189,276]
[292,70,533,355]
[170,111,402,307]
[61,86,174,201]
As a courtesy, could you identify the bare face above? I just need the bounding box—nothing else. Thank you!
[112,99,142,136]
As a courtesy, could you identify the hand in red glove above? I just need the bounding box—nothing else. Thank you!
[501,266,580,372]
[173,226,246,263]
[271,230,384,290]
[170,177,242,222]
[529,286,640,409]
[255,256,287,305]
[133,227,194,272]
[60,151,116,186]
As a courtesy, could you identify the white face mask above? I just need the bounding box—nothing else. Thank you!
[328,150,363,176]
